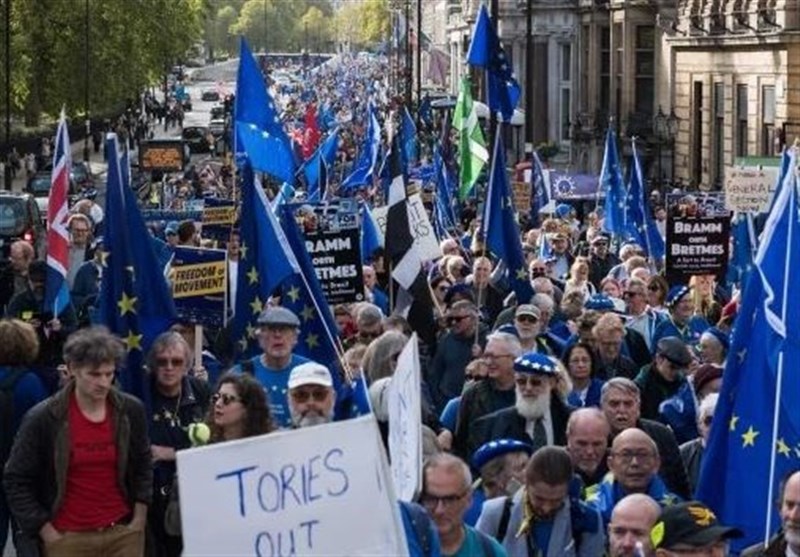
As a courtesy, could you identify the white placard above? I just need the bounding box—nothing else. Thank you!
[388,333,423,502]
[176,416,408,557]
[724,166,779,213]
[373,193,442,262]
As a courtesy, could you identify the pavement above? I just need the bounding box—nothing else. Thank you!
[8,140,109,195]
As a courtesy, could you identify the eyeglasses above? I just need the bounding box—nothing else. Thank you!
[419,491,467,509]
[515,315,538,324]
[290,387,330,403]
[515,375,547,388]
[212,392,241,406]
[447,315,469,325]
[155,357,185,368]
[483,353,513,362]
[593,242,608,247]
[611,450,656,464]
[623,291,642,298]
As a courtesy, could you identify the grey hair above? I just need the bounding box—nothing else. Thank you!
[423,453,473,491]
[600,377,641,404]
[531,292,555,313]
[146,331,194,373]
[697,392,719,421]
[486,331,523,357]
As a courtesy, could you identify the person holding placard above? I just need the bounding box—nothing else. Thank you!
[286,362,336,429]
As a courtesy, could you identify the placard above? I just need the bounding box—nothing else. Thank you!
[511,181,531,213]
[388,333,422,503]
[171,247,227,327]
[304,227,364,304]
[666,192,731,283]
[373,193,442,262]
[724,167,779,213]
[176,416,409,557]
[202,199,238,243]
[140,140,185,172]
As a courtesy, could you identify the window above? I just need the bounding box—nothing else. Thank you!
[635,26,655,117]
[600,26,610,122]
[613,23,622,123]
[692,81,703,186]
[736,84,748,157]
[561,43,571,81]
[713,82,724,188]
[762,85,775,156]
[561,88,572,141]
[560,43,572,142]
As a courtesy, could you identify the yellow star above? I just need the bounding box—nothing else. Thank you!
[246,323,257,339]
[776,438,792,457]
[250,297,263,315]
[98,249,109,267]
[237,338,249,353]
[729,415,739,432]
[306,333,319,349]
[287,286,301,303]
[515,267,528,281]
[300,305,315,322]
[117,292,137,316]
[247,266,259,285]
[239,241,248,261]
[123,331,143,351]
[742,426,759,448]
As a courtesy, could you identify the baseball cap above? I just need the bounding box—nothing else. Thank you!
[515,304,541,320]
[650,501,742,550]
[288,362,333,390]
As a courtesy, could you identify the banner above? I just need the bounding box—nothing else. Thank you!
[373,193,441,262]
[202,199,238,243]
[170,247,227,327]
[723,166,779,213]
[290,202,364,305]
[140,140,185,172]
[176,416,409,557]
[388,333,422,503]
[666,192,731,284]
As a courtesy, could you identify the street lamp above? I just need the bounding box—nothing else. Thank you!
[653,105,679,194]
[4,0,12,191]
[83,0,90,162]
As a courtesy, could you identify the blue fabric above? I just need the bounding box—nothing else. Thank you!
[651,315,710,350]
[567,378,604,408]
[399,501,442,557]
[463,488,485,527]
[371,287,390,316]
[233,353,309,428]
[600,128,626,237]
[533,520,554,556]
[588,473,681,527]
[623,141,665,259]
[439,397,461,432]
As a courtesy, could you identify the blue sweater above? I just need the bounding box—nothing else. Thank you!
[1,367,47,434]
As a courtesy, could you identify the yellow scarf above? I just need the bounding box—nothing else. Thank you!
[515,486,536,539]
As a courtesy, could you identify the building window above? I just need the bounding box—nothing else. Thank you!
[692,81,703,187]
[635,26,654,118]
[600,26,610,123]
[561,43,571,82]
[561,88,571,141]
[736,84,748,157]
[713,82,724,189]
[613,23,622,124]
[581,25,589,109]
[560,43,572,142]
[762,85,775,156]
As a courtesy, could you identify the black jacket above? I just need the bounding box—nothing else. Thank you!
[453,379,516,460]
[741,533,787,557]
[3,383,153,540]
[637,418,691,500]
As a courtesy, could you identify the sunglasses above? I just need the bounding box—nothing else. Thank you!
[212,392,241,406]
[516,315,538,323]
[515,375,546,388]
[622,291,642,298]
[155,357,185,368]
[290,388,330,403]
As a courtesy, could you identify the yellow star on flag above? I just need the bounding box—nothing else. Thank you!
[247,266,259,285]
[306,333,319,349]
[246,324,257,339]
[300,305,315,322]
[287,286,301,303]
[741,426,759,447]
[729,415,739,432]
[239,242,248,261]
[98,249,109,267]
[776,438,792,457]
[117,292,137,316]
[250,297,263,315]
[123,331,143,352]
[515,267,528,281]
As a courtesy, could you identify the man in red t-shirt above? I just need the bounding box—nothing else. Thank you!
[3,327,152,556]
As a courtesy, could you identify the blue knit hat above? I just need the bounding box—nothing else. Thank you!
[703,327,730,352]
[472,439,533,471]
[513,352,558,375]
[584,294,615,311]
[666,285,692,308]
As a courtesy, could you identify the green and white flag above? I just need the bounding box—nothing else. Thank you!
[453,76,488,201]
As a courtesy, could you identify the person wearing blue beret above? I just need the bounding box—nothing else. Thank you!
[651,285,710,350]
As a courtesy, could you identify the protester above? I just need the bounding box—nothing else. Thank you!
[564,342,603,408]
[286,362,336,428]
[634,336,694,422]
[741,468,800,556]
[679,393,718,498]
[0,241,35,313]
[566,408,611,491]
[607,493,662,557]
[650,501,742,556]
[4,327,152,556]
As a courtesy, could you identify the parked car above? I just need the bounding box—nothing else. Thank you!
[208,119,227,139]
[70,161,93,190]
[201,89,220,102]
[0,192,46,259]
[25,171,54,216]
[210,105,226,120]
[182,126,212,154]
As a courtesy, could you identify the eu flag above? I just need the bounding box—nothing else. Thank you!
[601,127,626,237]
[466,3,521,121]
[360,201,384,264]
[303,128,339,201]
[341,104,381,191]
[696,149,800,551]
[624,139,665,259]
[529,149,549,228]
[234,37,296,184]
[98,134,176,404]
[231,162,301,357]
[401,106,418,167]
[433,143,459,238]
[482,133,534,305]
[725,212,756,288]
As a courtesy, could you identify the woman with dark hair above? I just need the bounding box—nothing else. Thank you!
[647,275,670,312]
[563,342,604,408]
[206,373,275,442]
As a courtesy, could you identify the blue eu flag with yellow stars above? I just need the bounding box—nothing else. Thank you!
[98,134,176,405]
[696,148,800,551]
[624,139,665,259]
[601,127,626,237]
[482,133,534,305]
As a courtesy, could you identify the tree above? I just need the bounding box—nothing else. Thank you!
[356,0,390,47]
[298,7,329,52]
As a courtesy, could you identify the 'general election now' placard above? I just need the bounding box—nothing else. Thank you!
[176,416,409,557]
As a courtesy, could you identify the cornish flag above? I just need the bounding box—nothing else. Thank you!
[44,109,72,316]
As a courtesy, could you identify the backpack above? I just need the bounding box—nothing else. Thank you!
[0,368,28,466]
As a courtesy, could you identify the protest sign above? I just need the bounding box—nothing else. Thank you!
[373,193,441,262]
[666,192,731,283]
[388,333,422,503]
[176,416,409,557]
[171,247,227,327]
[202,199,238,243]
[511,181,531,213]
[724,166,779,213]
[140,140,185,172]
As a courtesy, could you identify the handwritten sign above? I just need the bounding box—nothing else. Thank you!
[171,247,227,327]
[176,416,409,557]
[724,167,779,213]
[388,333,422,502]
[373,193,441,262]
[140,140,185,172]
[511,181,531,213]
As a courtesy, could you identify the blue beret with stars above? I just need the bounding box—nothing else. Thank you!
[513,352,558,375]
[471,438,533,471]
[584,293,615,311]
[665,285,692,309]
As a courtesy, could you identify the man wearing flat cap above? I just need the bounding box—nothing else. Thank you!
[233,306,312,427]
[471,352,573,457]
[587,233,620,290]
[635,337,694,423]
[651,500,741,556]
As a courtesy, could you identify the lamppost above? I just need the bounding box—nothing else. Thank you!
[653,105,678,194]
[4,0,12,191]
[83,0,90,162]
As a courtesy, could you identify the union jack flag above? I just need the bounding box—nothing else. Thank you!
[44,109,71,316]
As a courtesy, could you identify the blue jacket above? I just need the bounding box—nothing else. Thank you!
[567,378,604,408]
[0,367,47,434]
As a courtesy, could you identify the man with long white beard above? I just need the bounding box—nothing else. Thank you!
[285,362,336,429]
[473,352,573,454]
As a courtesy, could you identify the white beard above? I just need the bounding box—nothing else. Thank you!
[290,408,333,428]
[515,388,551,420]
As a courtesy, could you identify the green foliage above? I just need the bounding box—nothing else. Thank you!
[227,0,333,53]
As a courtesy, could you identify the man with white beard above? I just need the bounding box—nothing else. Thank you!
[472,352,573,455]
[286,362,336,429]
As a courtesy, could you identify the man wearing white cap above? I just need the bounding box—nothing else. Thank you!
[286,362,336,429]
